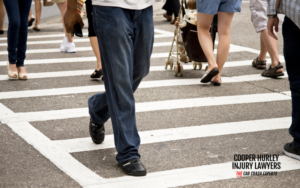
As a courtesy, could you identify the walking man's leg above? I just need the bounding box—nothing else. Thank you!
[88,5,154,176]
[282,16,300,160]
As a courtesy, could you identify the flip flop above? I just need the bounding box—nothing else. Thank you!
[210,78,222,86]
[28,17,35,27]
[201,68,219,83]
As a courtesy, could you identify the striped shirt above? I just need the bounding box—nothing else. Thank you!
[267,0,300,29]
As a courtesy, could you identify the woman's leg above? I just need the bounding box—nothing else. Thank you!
[3,0,20,72]
[214,12,234,82]
[16,0,32,74]
[56,2,73,43]
[0,0,5,32]
[197,12,217,71]
[34,0,41,27]
[90,37,102,70]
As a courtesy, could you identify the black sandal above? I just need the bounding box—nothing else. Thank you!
[261,62,284,78]
[90,69,103,79]
[201,68,219,83]
[252,57,266,69]
[28,17,35,27]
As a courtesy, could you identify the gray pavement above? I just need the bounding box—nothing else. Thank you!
[0,1,299,188]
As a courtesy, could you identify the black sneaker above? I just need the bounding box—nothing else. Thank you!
[120,158,147,176]
[89,118,105,144]
[283,142,300,160]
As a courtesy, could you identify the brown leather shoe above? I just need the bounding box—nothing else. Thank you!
[163,12,172,21]
[170,18,176,24]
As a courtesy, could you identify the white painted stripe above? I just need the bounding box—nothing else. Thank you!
[0,33,173,41]
[0,40,173,47]
[0,73,288,99]
[0,104,104,187]
[0,64,288,81]
[0,45,243,55]
[87,156,300,188]
[154,28,173,35]
[0,93,290,124]
[54,117,291,153]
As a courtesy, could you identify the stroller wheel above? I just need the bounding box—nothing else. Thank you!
[198,62,203,70]
[164,59,174,70]
[180,65,184,76]
[174,65,178,76]
[193,61,197,70]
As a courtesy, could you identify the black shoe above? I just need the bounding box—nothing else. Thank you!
[89,118,105,144]
[90,69,103,79]
[201,68,219,83]
[0,30,4,35]
[120,158,147,176]
[28,17,35,27]
[283,142,300,160]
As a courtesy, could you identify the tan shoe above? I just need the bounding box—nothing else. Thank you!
[7,62,18,79]
[17,67,28,80]
[163,12,172,21]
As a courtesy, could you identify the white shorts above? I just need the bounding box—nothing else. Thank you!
[250,0,284,33]
[250,0,268,32]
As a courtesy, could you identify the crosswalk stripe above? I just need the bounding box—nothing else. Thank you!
[0,46,244,55]
[0,33,173,41]
[0,93,290,124]
[0,104,104,187]
[54,117,291,153]
[88,156,300,188]
[0,73,288,99]
[0,60,289,80]
[0,39,173,47]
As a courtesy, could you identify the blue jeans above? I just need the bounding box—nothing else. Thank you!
[3,0,32,67]
[89,5,154,163]
[283,17,300,148]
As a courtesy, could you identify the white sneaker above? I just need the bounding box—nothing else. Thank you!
[65,42,76,53]
[60,37,67,52]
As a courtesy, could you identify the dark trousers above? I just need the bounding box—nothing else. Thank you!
[3,0,32,67]
[163,0,180,18]
[283,16,300,148]
[89,5,154,163]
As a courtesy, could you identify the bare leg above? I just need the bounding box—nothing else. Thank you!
[197,12,217,71]
[261,29,283,72]
[34,0,42,27]
[258,33,268,60]
[90,37,102,70]
[28,10,32,20]
[0,0,6,31]
[214,12,234,82]
[56,2,73,43]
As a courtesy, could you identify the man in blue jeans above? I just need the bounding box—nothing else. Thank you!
[64,0,155,176]
[267,0,300,160]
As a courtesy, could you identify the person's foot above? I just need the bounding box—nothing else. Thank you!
[271,62,284,73]
[28,16,35,27]
[283,142,300,160]
[163,12,172,21]
[170,18,176,24]
[60,37,68,52]
[0,30,4,35]
[120,158,147,176]
[211,76,221,86]
[33,25,41,31]
[7,62,18,78]
[89,118,105,144]
[90,69,103,79]
[17,66,28,80]
[65,42,76,53]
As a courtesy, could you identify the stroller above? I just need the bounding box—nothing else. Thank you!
[164,0,217,76]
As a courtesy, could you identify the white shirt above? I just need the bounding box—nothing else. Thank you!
[92,0,156,10]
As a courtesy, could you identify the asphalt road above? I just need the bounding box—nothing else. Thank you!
[1,1,300,188]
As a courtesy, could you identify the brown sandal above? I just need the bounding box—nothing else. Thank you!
[261,62,284,78]
[252,57,266,69]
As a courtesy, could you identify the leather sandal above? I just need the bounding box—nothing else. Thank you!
[261,62,284,78]
[252,57,266,69]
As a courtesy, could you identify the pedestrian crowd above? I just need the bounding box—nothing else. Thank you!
[1,0,299,177]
